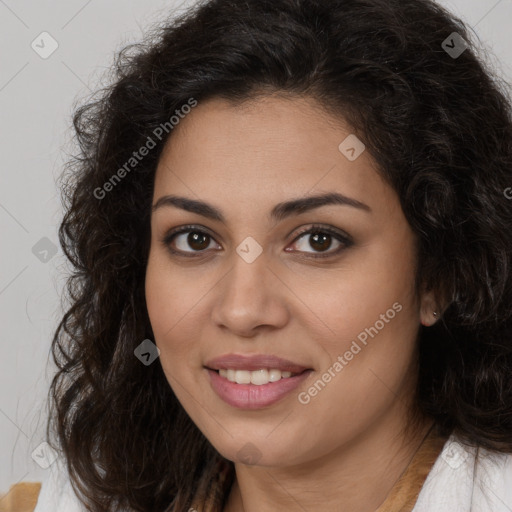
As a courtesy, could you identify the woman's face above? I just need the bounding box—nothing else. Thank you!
[145,94,434,467]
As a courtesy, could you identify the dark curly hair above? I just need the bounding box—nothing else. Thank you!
[46,0,512,510]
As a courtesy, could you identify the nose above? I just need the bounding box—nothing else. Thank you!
[210,249,290,337]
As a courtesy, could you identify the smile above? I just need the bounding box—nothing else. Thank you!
[206,368,313,409]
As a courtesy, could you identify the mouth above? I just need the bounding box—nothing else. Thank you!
[204,353,314,409]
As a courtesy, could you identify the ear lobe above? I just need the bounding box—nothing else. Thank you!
[419,289,439,327]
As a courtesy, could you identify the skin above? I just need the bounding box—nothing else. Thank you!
[145,94,439,512]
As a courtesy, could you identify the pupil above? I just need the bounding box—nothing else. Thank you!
[188,232,209,250]
[310,232,331,252]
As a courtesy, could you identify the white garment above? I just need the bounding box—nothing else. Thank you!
[33,456,85,512]
[34,434,512,511]
[412,435,512,511]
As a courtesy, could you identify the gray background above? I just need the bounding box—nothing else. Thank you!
[1,0,511,495]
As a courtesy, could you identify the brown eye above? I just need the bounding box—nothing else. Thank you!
[163,226,220,255]
[185,232,211,251]
[288,225,353,258]
[308,232,333,252]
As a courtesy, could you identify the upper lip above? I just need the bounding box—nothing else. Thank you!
[204,354,311,373]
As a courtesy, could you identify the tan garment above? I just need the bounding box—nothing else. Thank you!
[0,482,41,512]
[376,428,449,512]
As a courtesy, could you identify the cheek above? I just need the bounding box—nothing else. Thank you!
[294,301,419,453]
[145,252,190,362]
[289,236,418,355]
[144,253,202,407]
[145,248,201,334]
[145,252,173,334]
[144,248,212,375]
[292,233,421,416]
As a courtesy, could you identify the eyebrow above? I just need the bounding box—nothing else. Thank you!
[151,192,371,223]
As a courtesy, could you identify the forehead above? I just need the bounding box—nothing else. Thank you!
[153,95,397,220]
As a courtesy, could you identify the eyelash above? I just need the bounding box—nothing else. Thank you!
[161,224,353,260]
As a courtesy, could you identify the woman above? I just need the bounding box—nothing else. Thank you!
[33,0,512,510]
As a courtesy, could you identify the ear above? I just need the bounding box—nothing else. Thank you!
[419,289,439,327]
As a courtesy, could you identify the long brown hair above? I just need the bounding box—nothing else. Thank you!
[47,0,512,510]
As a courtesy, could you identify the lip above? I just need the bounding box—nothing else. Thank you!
[204,353,311,373]
[206,368,313,409]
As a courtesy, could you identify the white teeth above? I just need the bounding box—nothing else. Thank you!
[235,370,251,384]
[217,368,296,385]
[251,369,269,385]
[268,369,281,382]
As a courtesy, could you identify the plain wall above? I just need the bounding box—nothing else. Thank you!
[1,0,511,494]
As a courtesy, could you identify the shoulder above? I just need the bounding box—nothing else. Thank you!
[413,433,512,512]
[32,459,85,512]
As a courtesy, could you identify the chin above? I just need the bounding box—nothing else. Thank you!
[209,435,303,467]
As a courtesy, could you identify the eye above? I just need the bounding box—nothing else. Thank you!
[162,225,221,256]
[287,224,353,258]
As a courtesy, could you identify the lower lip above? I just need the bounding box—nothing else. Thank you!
[206,368,313,409]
